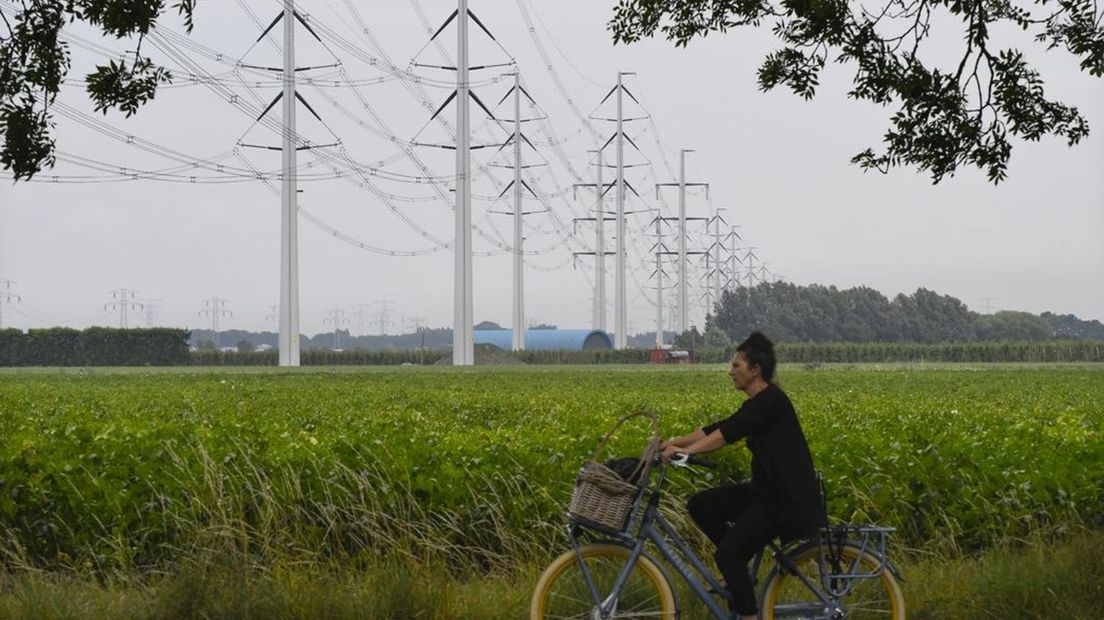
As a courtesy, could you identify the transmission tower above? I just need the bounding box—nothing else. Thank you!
[351,302,374,336]
[656,149,710,334]
[490,71,545,351]
[648,217,671,348]
[743,247,760,289]
[0,280,21,329]
[266,305,279,328]
[371,300,395,336]
[573,148,615,332]
[138,298,163,327]
[723,227,744,291]
[585,71,653,347]
[323,308,349,350]
[703,209,728,313]
[611,72,634,349]
[404,316,427,334]
[414,1,510,365]
[239,0,340,367]
[105,289,142,329]
[198,297,232,348]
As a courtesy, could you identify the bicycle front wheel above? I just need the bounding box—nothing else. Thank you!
[530,543,676,620]
[759,542,905,620]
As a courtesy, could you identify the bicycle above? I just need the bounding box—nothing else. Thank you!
[531,451,906,619]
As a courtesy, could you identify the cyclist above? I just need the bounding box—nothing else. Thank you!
[660,331,827,620]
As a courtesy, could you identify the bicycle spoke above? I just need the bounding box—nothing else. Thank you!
[761,543,903,620]
[533,544,674,619]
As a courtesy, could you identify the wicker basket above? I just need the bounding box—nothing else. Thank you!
[568,411,661,533]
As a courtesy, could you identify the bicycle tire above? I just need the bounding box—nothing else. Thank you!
[531,543,677,619]
[759,541,905,620]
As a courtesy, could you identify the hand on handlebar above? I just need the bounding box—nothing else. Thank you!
[660,443,684,463]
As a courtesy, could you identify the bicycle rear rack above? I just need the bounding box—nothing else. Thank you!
[816,524,895,597]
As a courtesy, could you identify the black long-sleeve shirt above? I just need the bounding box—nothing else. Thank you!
[702,384,827,542]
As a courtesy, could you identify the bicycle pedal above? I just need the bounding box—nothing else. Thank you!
[707,587,732,599]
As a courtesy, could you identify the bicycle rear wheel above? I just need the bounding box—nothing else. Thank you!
[759,542,905,620]
[530,543,676,619]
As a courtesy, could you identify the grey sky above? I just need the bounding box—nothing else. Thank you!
[2,0,1102,336]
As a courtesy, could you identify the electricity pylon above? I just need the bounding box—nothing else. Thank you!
[138,298,162,327]
[198,298,232,348]
[371,300,395,336]
[105,289,142,329]
[648,217,672,349]
[351,302,373,336]
[414,1,511,365]
[590,72,648,348]
[323,308,349,350]
[572,148,615,332]
[490,71,545,351]
[655,149,709,334]
[743,247,760,289]
[239,0,339,367]
[0,280,21,329]
[723,227,744,291]
[703,209,729,313]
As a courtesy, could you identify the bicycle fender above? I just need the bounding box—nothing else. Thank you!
[780,540,906,583]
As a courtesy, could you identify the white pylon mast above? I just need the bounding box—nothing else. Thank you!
[453,0,474,366]
[614,71,627,349]
[511,71,525,352]
[656,149,708,333]
[572,150,611,332]
[711,208,724,310]
[677,149,688,333]
[594,148,606,332]
[279,0,300,367]
[654,217,664,349]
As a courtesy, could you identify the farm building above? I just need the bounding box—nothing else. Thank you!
[473,329,613,351]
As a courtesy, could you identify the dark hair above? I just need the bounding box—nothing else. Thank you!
[735,331,777,383]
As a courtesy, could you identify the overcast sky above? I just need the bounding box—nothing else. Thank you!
[1,0,1102,336]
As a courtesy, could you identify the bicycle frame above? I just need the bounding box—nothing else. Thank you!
[567,464,859,620]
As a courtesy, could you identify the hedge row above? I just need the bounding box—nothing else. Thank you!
[0,328,189,366]
[3,330,1102,366]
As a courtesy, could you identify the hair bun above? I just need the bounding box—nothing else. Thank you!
[746,331,774,350]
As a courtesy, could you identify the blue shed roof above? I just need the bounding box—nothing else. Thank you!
[473,329,613,351]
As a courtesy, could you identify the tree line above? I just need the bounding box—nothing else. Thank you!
[703,283,1104,345]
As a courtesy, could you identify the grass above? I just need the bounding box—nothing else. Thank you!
[1,529,1101,619]
[1,364,1101,618]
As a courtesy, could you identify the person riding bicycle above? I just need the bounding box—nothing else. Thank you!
[660,332,827,620]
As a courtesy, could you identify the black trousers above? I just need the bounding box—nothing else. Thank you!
[687,482,779,617]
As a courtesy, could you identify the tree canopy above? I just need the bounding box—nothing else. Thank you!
[610,0,1104,183]
[706,281,1104,342]
[0,0,195,180]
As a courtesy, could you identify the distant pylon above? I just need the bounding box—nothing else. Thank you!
[573,148,615,332]
[323,308,349,350]
[105,289,142,329]
[655,149,709,333]
[138,298,162,327]
[198,298,232,348]
[0,280,21,329]
[490,71,545,351]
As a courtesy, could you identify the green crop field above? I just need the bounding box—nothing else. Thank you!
[1,364,1102,618]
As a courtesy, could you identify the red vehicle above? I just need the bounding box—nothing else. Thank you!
[648,349,694,364]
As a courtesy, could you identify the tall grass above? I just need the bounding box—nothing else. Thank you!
[2,529,1101,619]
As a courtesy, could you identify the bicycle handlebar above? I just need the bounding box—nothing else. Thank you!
[668,453,717,469]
